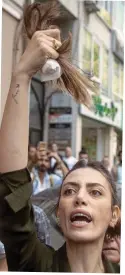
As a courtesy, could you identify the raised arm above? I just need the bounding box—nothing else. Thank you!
[0,29,61,173]
[0,29,61,271]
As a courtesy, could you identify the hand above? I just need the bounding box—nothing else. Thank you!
[49,152,61,163]
[14,29,61,78]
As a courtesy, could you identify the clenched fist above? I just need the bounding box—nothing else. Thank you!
[15,29,61,78]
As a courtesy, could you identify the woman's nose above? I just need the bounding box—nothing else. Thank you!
[74,190,88,206]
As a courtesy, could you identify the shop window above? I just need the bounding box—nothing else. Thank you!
[112,56,124,99]
[29,89,41,129]
[29,77,45,144]
[50,92,71,107]
[29,129,42,146]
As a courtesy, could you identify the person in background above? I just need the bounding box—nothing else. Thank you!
[63,146,77,170]
[112,151,122,202]
[49,151,69,178]
[51,143,58,153]
[32,153,62,195]
[103,195,121,266]
[103,235,120,265]
[112,151,122,185]
[36,142,47,160]
[79,148,89,164]
[33,204,51,246]
[28,144,37,171]
[50,143,61,168]
[102,156,111,172]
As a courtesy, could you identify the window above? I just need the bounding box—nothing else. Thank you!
[102,47,109,93]
[83,29,110,95]
[83,29,100,77]
[97,1,112,27]
[105,1,112,15]
[112,56,124,98]
[112,1,124,32]
[120,65,124,98]
[83,29,92,72]
[93,41,100,78]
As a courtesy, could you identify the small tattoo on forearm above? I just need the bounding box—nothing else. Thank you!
[12,84,20,104]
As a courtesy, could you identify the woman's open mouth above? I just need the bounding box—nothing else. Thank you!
[70,210,92,228]
[103,247,118,252]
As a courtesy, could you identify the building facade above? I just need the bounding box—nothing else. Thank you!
[76,0,124,165]
[1,0,124,166]
[47,1,124,165]
[1,0,45,141]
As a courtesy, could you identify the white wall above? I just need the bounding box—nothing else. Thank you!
[96,129,105,161]
[59,0,78,18]
[2,0,24,19]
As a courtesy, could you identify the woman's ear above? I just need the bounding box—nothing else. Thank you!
[109,205,120,228]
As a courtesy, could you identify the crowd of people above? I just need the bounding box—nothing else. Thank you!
[0,1,121,273]
[0,141,122,271]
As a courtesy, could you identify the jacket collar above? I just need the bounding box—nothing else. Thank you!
[56,243,120,273]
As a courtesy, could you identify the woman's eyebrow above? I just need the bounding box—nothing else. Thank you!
[86,183,106,190]
[63,182,79,188]
[63,182,106,190]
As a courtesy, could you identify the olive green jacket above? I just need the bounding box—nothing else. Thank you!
[0,169,120,272]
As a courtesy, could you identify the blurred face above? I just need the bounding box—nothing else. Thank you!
[65,147,72,158]
[52,143,58,152]
[37,155,50,172]
[58,168,119,243]
[79,153,88,163]
[28,147,36,160]
[103,236,120,263]
[36,150,46,160]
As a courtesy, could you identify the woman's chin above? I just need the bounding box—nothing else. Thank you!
[65,230,96,243]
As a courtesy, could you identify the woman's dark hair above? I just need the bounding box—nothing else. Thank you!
[22,1,96,108]
[57,160,120,238]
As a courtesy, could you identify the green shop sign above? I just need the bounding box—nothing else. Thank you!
[92,96,118,121]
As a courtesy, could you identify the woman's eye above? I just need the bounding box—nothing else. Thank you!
[90,190,102,197]
[64,188,76,196]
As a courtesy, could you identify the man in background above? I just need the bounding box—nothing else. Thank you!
[79,148,89,164]
[32,153,63,195]
[112,151,122,185]
[63,146,77,170]
[28,144,37,171]
[112,150,122,202]
[50,143,60,168]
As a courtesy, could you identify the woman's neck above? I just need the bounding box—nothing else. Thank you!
[66,239,105,273]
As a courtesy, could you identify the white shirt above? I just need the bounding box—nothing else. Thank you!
[50,157,56,168]
[32,168,62,195]
[63,156,77,170]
